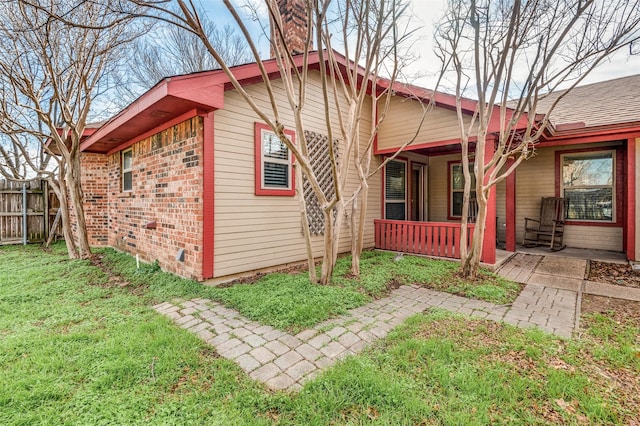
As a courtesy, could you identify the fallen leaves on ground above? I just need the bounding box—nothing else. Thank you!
[589,261,640,288]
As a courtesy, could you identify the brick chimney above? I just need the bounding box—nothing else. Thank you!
[270,0,309,57]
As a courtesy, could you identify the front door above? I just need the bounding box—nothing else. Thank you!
[411,163,426,221]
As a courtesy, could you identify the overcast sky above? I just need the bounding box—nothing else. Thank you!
[220,0,640,91]
[407,0,640,89]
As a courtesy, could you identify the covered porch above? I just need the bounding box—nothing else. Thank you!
[372,81,638,265]
[373,135,637,265]
[375,139,502,265]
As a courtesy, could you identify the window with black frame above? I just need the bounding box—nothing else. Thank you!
[384,160,406,220]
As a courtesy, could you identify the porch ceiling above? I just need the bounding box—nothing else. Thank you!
[410,141,476,157]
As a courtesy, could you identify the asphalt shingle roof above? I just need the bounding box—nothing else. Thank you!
[535,73,640,128]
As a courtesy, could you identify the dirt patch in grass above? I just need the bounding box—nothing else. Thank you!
[588,260,640,288]
[581,294,640,323]
[386,278,402,291]
[216,262,313,288]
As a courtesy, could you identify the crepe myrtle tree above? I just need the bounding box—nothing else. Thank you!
[116,10,252,103]
[435,0,640,279]
[129,0,430,284]
[0,0,141,258]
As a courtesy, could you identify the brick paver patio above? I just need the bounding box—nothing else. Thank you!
[154,260,580,392]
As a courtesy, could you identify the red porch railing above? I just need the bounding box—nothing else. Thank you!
[374,219,475,259]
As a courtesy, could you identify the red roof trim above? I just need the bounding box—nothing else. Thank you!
[80,78,224,153]
[544,121,640,141]
[106,108,207,155]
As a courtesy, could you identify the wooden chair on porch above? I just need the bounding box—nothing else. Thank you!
[522,197,567,251]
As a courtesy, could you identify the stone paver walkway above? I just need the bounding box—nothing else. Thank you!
[154,253,639,391]
[497,253,584,338]
[153,270,579,392]
[503,284,577,337]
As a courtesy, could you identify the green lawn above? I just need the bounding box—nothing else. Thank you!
[1,244,637,424]
[99,248,519,332]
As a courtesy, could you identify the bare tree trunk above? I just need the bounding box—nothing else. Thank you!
[350,193,361,276]
[331,202,345,266]
[320,208,335,285]
[66,155,92,259]
[54,165,78,259]
[295,163,317,283]
[350,177,369,276]
[462,194,486,280]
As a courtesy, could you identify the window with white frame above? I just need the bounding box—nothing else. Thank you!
[255,123,295,196]
[561,151,614,221]
[122,149,133,192]
[450,162,476,217]
[384,159,406,220]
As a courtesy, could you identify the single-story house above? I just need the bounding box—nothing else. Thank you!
[75,5,639,281]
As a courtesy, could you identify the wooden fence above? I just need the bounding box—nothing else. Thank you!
[0,179,61,245]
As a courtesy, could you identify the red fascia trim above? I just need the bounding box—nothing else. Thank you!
[167,78,226,110]
[626,138,636,260]
[554,146,624,227]
[224,51,324,87]
[80,84,169,151]
[555,122,586,132]
[545,122,640,141]
[106,109,205,156]
[81,78,224,152]
[202,112,215,279]
[385,80,476,114]
[541,128,640,147]
[383,80,532,132]
[254,122,296,196]
[375,137,476,155]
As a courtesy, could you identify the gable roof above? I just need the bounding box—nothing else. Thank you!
[80,50,527,154]
[538,73,640,130]
[80,51,335,153]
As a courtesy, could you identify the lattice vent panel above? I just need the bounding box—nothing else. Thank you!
[303,131,339,235]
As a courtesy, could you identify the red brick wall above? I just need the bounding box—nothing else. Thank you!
[80,153,109,245]
[271,0,308,57]
[81,116,205,280]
